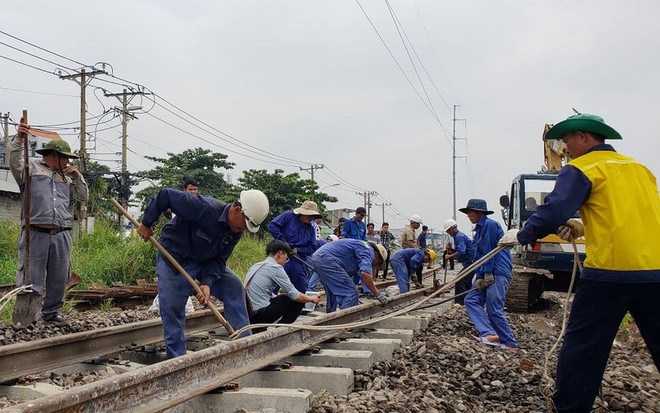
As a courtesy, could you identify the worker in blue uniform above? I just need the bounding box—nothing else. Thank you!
[308,239,388,312]
[138,189,269,358]
[268,200,326,293]
[341,207,367,240]
[390,248,436,293]
[500,113,660,413]
[460,199,518,350]
[443,219,476,305]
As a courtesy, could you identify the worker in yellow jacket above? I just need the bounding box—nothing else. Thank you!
[499,113,660,413]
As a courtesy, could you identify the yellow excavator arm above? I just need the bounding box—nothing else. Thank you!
[542,123,571,173]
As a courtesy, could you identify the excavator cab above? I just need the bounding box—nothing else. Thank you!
[499,124,586,311]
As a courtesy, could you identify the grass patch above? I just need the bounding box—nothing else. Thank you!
[227,235,269,281]
[0,220,20,285]
[0,219,270,289]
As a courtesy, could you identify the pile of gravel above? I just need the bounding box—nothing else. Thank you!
[0,307,159,346]
[311,294,660,413]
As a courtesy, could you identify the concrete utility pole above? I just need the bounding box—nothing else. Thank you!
[452,105,466,220]
[300,164,324,183]
[59,68,105,173]
[356,190,378,223]
[375,202,391,224]
[104,88,145,225]
[60,68,105,232]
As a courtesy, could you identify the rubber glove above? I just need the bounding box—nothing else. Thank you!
[498,229,520,247]
[557,219,584,241]
[376,291,389,305]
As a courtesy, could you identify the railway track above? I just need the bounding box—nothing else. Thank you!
[1,270,449,412]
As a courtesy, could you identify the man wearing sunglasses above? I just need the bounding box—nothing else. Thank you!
[138,188,269,358]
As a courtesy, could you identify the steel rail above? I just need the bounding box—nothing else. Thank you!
[0,311,221,383]
[0,273,418,384]
[2,289,429,413]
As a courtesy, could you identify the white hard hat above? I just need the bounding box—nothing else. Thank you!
[239,189,269,233]
[326,234,339,242]
[443,219,457,232]
[410,215,423,224]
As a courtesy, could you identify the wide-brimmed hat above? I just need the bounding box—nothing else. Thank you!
[36,139,79,159]
[294,200,322,217]
[459,199,494,215]
[545,113,622,141]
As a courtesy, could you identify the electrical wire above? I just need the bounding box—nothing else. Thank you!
[0,52,54,75]
[0,85,78,98]
[390,2,453,114]
[0,30,87,67]
[0,40,76,72]
[144,111,306,168]
[385,0,438,119]
[152,94,314,166]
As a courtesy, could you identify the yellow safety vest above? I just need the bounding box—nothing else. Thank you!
[569,150,660,271]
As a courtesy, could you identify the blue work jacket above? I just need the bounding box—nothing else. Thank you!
[453,230,476,264]
[141,188,242,286]
[314,238,375,276]
[473,216,511,278]
[341,218,367,240]
[392,248,425,274]
[268,211,324,257]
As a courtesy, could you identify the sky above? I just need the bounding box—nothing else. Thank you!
[2,0,660,233]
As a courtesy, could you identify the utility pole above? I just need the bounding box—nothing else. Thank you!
[375,202,391,224]
[104,88,145,227]
[60,68,105,233]
[356,190,378,223]
[452,105,466,220]
[60,68,104,173]
[300,164,324,183]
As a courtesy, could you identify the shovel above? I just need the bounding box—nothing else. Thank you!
[12,110,42,326]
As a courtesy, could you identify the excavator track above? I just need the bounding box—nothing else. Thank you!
[505,267,547,312]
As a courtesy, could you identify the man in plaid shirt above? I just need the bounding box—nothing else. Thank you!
[377,222,396,279]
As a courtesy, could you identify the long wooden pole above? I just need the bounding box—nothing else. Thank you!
[110,198,234,334]
[22,110,31,286]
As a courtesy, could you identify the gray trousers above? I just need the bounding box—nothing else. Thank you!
[16,228,72,318]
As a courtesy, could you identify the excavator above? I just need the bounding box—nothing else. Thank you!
[499,124,586,311]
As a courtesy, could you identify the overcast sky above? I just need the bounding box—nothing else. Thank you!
[3,0,660,232]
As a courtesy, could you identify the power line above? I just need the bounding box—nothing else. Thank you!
[152,94,314,166]
[385,0,438,119]
[354,0,437,120]
[0,40,76,72]
[0,85,78,98]
[0,52,54,75]
[0,30,87,67]
[354,1,452,145]
[144,111,304,168]
[388,2,453,114]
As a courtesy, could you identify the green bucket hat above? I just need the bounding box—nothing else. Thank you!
[36,139,79,159]
[545,113,622,140]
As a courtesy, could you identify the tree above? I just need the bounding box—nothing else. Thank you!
[75,160,138,225]
[237,169,338,228]
[134,148,236,208]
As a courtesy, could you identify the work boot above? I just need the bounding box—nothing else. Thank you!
[44,313,66,323]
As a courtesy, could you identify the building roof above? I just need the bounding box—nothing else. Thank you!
[28,128,61,140]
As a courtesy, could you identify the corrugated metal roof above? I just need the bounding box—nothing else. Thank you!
[28,128,61,140]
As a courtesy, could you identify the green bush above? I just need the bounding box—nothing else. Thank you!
[0,219,268,288]
[0,220,20,284]
[72,222,158,287]
[227,235,269,280]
